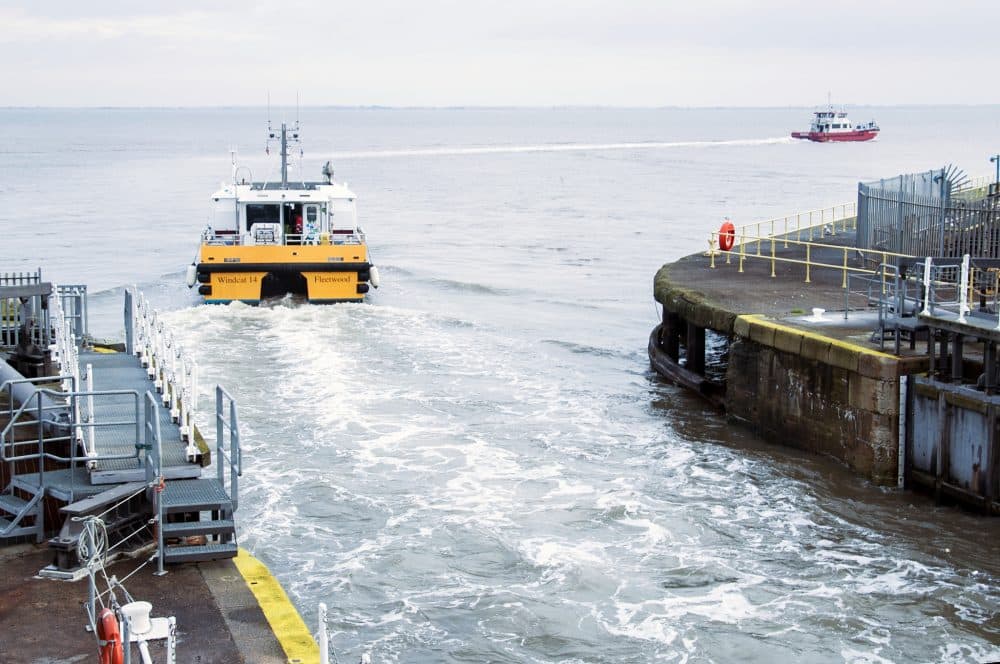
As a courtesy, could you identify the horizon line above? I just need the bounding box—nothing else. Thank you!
[1,103,998,111]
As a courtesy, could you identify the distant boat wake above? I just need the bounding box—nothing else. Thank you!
[332,137,793,160]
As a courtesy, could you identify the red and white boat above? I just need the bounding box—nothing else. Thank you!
[791,106,879,142]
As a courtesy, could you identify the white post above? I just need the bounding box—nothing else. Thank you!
[86,363,96,463]
[958,254,970,324]
[921,257,932,316]
[167,616,176,664]
[318,603,329,664]
[170,354,182,423]
[190,362,199,411]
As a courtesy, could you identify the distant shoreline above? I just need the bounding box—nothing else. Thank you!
[2,103,999,111]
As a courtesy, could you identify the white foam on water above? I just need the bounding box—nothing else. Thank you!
[160,298,1000,662]
[519,538,607,571]
[330,137,794,160]
[839,647,895,664]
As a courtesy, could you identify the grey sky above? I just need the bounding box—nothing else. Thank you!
[2,1,998,107]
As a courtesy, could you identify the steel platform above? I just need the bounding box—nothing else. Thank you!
[79,351,201,485]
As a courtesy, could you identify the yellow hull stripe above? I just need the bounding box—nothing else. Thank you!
[232,548,320,664]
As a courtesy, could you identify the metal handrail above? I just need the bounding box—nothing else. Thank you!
[709,230,917,286]
[2,387,141,460]
[1,374,76,462]
[717,201,858,249]
[2,381,142,501]
[143,391,166,576]
[202,229,366,248]
[215,385,241,513]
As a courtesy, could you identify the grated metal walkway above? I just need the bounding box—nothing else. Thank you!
[79,351,202,484]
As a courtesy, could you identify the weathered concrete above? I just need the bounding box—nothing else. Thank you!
[0,544,290,664]
[652,233,921,484]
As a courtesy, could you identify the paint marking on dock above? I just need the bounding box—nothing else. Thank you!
[737,314,897,358]
[232,548,320,664]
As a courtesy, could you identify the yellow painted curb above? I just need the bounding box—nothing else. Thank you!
[736,314,897,359]
[91,346,118,354]
[232,548,320,664]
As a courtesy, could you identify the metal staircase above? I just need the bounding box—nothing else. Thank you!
[0,484,43,540]
[149,386,242,570]
[1,284,242,571]
[160,478,237,563]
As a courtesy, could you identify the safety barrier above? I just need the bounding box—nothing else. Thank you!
[127,288,200,461]
[142,391,166,576]
[215,386,241,513]
[709,202,857,257]
[709,230,916,287]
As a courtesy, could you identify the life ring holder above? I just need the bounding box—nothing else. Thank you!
[718,219,736,251]
[97,607,124,664]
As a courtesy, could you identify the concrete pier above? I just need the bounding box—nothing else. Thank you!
[650,229,998,511]
[1,278,325,662]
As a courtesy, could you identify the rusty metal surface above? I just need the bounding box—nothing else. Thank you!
[911,378,1000,502]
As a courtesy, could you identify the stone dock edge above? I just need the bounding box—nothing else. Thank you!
[230,547,321,663]
[651,253,924,486]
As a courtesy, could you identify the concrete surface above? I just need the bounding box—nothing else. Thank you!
[0,544,287,664]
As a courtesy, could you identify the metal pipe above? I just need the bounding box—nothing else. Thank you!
[318,603,329,664]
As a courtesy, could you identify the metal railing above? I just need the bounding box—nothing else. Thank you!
[709,229,916,287]
[858,172,1000,259]
[1,378,143,500]
[202,228,366,247]
[899,254,1000,329]
[128,288,199,458]
[58,284,89,344]
[215,386,241,513]
[1,284,53,355]
[142,391,166,576]
[710,201,857,254]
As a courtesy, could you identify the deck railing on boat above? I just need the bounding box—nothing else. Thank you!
[202,229,365,247]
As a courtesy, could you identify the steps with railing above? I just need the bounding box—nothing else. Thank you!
[0,485,43,540]
[2,284,241,570]
[160,478,237,563]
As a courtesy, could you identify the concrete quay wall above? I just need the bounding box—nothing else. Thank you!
[727,315,901,484]
[652,260,914,485]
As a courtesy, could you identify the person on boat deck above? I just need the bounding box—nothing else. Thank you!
[294,211,303,234]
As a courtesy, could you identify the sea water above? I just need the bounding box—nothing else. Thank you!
[2,107,999,662]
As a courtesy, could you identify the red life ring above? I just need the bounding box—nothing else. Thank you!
[97,608,124,664]
[718,220,736,251]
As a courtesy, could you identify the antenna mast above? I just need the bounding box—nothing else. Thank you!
[266,114,301,189]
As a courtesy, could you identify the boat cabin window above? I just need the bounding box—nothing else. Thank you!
[246,204,280,230]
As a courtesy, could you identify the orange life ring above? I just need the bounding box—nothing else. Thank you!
[97,607,124,664]
[718,220,736,251]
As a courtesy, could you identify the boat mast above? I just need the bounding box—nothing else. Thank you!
[266,117,301,189]
[281,123,288,187]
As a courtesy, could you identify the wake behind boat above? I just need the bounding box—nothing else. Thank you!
[791,105,879,143]
[186,120,379,304]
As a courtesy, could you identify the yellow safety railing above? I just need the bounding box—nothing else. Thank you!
[708,230,917,288]
[718,201,858,253]
[706,177,995,288]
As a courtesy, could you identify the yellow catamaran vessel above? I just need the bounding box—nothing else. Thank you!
[186,120,379,303]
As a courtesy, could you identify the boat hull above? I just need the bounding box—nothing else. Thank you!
[791,130,878,142]
[196,243,371,304]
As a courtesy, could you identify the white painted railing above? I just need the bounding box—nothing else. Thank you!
[129,289,200,460]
